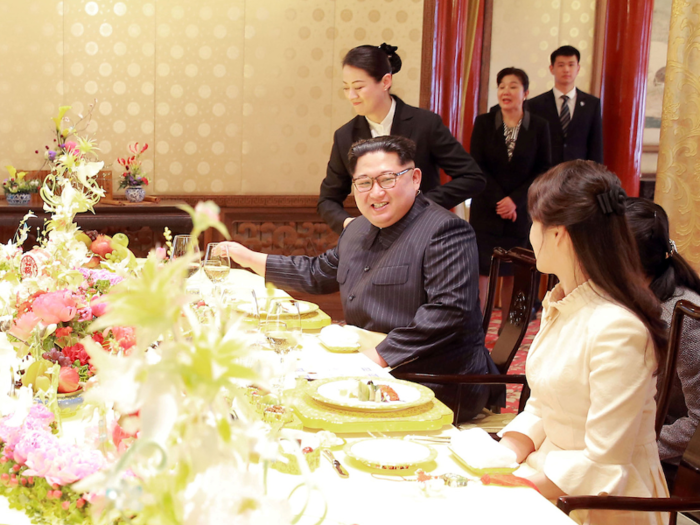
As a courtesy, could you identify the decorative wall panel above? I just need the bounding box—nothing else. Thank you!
[0,0,423,197]
[488,0,597,106]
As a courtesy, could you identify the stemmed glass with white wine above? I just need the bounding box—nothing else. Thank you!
[260,299,302,393]
[171,234,201,278]
[203,243,231,297]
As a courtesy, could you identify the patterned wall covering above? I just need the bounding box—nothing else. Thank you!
[488,0,597,107]
[0,0,423,196]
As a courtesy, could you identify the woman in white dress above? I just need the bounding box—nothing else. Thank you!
[497,160,670,525]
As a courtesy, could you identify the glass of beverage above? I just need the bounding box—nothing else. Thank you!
[260,319,299,394]
[203,243,231,297]
[171,235,201,278]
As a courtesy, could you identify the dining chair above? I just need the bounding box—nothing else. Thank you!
[394,247,541,430]
[656,299,700,438]
[481,247,541,374]
[557,299,700,525]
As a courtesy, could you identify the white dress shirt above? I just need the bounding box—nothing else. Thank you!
[553,86,577,119]
[367,98,396,137]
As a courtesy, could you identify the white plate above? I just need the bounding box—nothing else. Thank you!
[307,377,434,412]
[345,438,437,470]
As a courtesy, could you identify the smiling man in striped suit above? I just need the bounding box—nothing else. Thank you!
[220,136,500,422]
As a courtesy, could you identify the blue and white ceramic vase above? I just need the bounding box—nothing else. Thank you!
[125,186,146,203]
[5,193,31,205]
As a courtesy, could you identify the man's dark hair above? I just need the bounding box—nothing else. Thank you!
[496,67,529,92]
[348,136,416,174]
[550,45,580,65]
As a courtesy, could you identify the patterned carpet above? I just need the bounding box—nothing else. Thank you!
[484,309,541,413]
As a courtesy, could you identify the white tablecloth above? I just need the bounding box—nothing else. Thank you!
[0,269,575,524]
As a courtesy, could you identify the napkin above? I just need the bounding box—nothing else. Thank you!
[450,428,518,470]
[319,325,360,348]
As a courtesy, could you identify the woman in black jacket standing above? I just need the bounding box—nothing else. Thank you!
[317,43,486,234]
[470,68,551,326]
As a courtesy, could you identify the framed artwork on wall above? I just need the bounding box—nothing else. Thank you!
[643,0,672,153]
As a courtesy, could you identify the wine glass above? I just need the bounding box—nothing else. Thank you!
[203,243,231,297]
[171,235,201,278]
[260,318,299,394]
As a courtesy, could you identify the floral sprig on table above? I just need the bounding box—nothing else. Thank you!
[117,143,149,189]
[0,404,103,524]
[2,167,40,195]
[38,103,105,230]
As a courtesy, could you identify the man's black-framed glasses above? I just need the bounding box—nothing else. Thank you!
[352,167,414,193]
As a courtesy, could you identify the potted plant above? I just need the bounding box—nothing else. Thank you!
[3,166,40,205]
[117,142,149,203]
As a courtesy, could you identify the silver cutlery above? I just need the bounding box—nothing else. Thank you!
[322,449,349,478]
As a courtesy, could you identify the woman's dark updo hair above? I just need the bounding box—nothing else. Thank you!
[528,160,667,369]
[496,67,530,92]
[626,198,700,302]
[342,44,402,82]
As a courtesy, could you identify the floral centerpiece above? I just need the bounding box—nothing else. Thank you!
[117,143,149,203]
[3,167,40,206]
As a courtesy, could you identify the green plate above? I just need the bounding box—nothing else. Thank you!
[307,377,435,413]
[345,438,437,471]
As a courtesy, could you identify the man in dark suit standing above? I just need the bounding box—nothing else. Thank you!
[218,136,500,422]
[527,45,603,165]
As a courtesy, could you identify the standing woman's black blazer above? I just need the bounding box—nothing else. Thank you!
[469,109,552,240]
[318,96,486,234]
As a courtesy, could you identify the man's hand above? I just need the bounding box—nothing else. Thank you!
[343,217,355,229]
[496,196,517,222]
[361,347,389,367]
[213,242,268,277]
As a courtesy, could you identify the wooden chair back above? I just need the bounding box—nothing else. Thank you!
[656,299,700,439]
[482,247,540,374]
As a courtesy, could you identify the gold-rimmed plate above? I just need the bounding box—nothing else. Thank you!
[345,438,437,470]
[236,300,319,317]
[306,377,435,413]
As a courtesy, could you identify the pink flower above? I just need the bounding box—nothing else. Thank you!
[110,326,136,353]
[77,306,93,321]
[31,290,77,324]
[195,201,219,223]
[154,246,167,261]
[9,312,40,341]
[90,297,108,317]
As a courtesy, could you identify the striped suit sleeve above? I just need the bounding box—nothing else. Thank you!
[265,248,341,295]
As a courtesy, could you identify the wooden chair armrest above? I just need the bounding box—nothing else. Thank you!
[392,373,527,385]
[557,495,700,515]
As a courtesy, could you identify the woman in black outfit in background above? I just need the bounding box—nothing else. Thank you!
[470,67,551,327]
[317,43,486,234]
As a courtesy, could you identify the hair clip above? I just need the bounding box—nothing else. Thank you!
[379,43,398,55]
[596,186,627,216]
[666,239,677,259]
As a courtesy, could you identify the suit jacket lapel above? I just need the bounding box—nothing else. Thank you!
[543,90,560,130]
[352,117,372,143]
[390,96,414,138]
[568,88,587,129]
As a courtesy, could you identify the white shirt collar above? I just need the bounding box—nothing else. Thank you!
[553,86,577,101]
[367,98,396,137]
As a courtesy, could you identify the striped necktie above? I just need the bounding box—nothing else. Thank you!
[560,95,571,136]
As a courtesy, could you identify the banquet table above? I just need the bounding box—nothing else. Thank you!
[0,269,576,525]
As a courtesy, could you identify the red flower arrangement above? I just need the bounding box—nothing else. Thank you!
[117,142,149,189]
